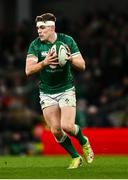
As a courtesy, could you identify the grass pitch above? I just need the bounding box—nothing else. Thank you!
[0,155,128,179]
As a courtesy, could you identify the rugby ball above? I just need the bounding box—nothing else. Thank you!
[50,41,68,67]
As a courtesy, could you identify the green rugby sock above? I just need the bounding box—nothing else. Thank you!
[59,135,79,158]
[74,125,87,145]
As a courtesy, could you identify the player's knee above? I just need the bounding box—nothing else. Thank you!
[62,123,74,133]
[51,127,63,138]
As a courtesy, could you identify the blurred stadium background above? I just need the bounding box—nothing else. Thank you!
[0,0,128,156]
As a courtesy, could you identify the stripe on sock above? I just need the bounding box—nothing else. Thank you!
[56,133,67,143]
[74,124,79,135]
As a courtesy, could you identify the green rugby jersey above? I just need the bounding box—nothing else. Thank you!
[27,33,80,94]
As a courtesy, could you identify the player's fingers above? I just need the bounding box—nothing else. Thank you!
[52,53,57,58]
[49,57,58,62]
[50,62,59,65]
[48,53,57,59]
[48,50,56,56]
[66,53,72,60]
[65,45,71,54]
[67,52,71,56]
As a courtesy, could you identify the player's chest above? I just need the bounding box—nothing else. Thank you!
[37,44,53,61]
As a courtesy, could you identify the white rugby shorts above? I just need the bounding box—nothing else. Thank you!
[39,87,76,109]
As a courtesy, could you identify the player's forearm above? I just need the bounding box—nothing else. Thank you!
[71,58,86,71]
[25,61,45,76]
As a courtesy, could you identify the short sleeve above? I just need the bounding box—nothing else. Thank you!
[67,36,80,57]
[27,41,38,58]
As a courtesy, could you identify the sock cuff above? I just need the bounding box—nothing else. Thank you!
[57,133,68,143]
[74,124,79,135]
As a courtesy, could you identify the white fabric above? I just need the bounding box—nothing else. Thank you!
[27,54,38,62]
[74,124,79,135]
[37,21,55,27]
[39,87,76,109]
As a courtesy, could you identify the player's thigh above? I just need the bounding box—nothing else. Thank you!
[59,87,76,126]
[60,106,76,127]
[43,105,61,129]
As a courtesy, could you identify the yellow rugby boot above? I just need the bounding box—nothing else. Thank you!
[67,156,83,169]
[82,137,94,163]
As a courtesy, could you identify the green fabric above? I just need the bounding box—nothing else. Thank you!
[75,110,87,127]
[27,33,80,94]
[74,125,87,145]
[59,136,79,158]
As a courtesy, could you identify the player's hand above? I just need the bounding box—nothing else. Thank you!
[65,45,72,62]
[43,51,59,66]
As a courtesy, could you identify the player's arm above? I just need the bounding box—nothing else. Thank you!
[25,51,58,76]
[69,54,86,71]
[66,46,86,71]
[65,36,86,71]
[25,56,44,76]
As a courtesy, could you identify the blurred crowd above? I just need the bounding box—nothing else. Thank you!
[0,11,128,155]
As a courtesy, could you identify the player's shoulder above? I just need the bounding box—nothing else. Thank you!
[30,37,41,47]
[58,33,73,39]
[57,33,74,43]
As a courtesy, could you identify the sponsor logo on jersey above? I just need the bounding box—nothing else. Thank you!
[41,51,48,57]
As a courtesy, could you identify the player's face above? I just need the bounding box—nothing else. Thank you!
[37,25,53,41]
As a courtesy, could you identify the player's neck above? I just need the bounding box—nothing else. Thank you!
[48,32,57,43]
